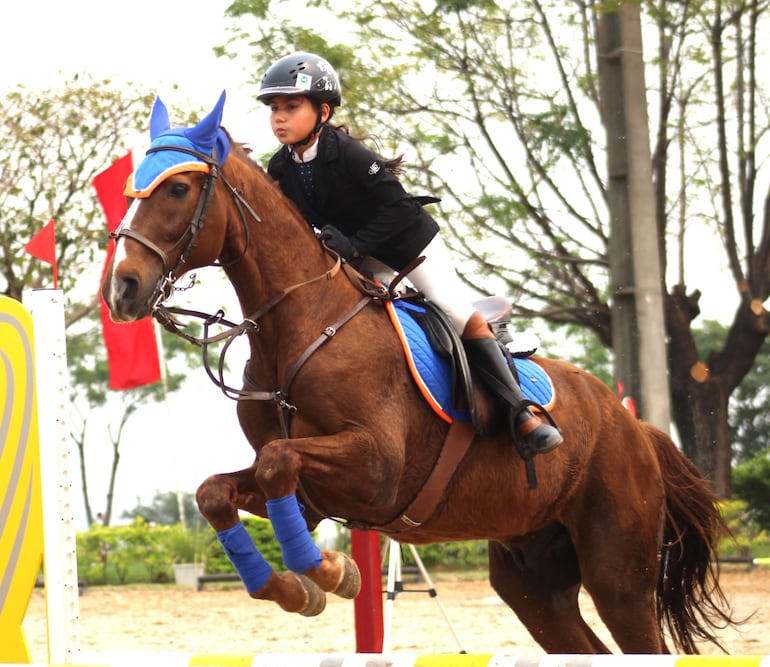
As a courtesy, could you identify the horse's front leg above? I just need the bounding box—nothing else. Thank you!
[254,430,389,600]
[196,466,329,616]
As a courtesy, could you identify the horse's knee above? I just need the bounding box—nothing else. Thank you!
[254,442,302,496]
[196,475,239,528]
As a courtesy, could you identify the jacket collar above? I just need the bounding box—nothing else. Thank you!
[272,125,341,176]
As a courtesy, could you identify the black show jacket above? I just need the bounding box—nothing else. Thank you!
[267,126,439,271]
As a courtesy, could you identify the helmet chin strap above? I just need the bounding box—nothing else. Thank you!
[290,111,326,152]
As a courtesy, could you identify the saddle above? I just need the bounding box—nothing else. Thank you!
[341,260,554,429]
[396,294,547,425]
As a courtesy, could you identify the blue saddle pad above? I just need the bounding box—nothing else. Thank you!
[390,300,555,423]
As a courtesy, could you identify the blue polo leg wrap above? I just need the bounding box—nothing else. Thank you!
[266,494,322,574]
[216,521,273,594]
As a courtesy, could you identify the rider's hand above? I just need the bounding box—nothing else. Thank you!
[319,225,359,261]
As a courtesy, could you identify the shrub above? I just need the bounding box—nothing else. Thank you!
[77,525,115,585]
[75,516,495,586]
[718,499,770,558]
[733,454,770,532]
[162,523,208,564]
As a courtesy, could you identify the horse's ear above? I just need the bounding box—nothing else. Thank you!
[149,96,171,140]
[185,91,226,150]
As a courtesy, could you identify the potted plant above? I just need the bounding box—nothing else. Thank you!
[165,524,207,586]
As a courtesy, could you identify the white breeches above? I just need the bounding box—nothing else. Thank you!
[358,234,477,334]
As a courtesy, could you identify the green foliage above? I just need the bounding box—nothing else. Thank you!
[333,529,488,570]
[76,524,115,585]
[732,455,770,532]
[76,515,293,584]
[161,523,210,564]
[74,507,770,587]
[76,519,169,584]
[717,499,770,558]
[398,540,488,569]
[75,515,496,586]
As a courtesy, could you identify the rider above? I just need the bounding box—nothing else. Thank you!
[257,51,562,456]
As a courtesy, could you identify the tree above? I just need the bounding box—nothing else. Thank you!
[730,337,770,463]
[1,78,203,524]
[217,0,770,496]
[693,320,770,464]
[0,77,153,303]
[122,491,208,530]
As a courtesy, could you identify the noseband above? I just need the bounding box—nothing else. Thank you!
[110,144,251,310]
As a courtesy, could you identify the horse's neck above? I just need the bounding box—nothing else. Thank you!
[220,162,357,349]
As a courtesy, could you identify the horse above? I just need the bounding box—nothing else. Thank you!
[101,92,737,654]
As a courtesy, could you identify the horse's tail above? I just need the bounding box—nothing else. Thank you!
[643,422,736,654]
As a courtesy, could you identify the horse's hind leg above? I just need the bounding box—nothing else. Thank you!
[489,528,611,654]
[196,466,329,617]
[574,502,665,653]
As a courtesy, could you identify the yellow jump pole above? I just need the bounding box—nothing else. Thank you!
[0,294,44,663]
[0,290,80,664]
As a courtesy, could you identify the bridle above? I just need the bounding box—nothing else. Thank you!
[110,144,254,312]
[109,141,361,426]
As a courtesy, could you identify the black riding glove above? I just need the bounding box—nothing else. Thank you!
[319,225,359,261]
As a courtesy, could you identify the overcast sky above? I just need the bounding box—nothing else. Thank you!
[1,0,270,148]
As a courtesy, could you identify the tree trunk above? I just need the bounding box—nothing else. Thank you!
[666,289,769,497]
[668,372,732,497]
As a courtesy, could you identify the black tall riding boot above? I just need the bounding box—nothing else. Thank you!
[463,337,563,455]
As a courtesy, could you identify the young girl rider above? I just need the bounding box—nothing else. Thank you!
[258,52,562,456]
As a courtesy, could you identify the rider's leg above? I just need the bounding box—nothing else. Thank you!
[406,235,562,455]
[462,312,562,455]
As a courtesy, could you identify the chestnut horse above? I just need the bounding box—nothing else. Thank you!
[101,93,736,654]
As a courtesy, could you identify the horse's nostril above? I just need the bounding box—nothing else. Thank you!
[116,275,139,302]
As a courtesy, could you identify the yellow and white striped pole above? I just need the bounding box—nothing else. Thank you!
[0,294,44,663]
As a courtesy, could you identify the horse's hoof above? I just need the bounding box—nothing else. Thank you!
[317,550,361,599]
[332,553,361,599]
[297,574,327,617]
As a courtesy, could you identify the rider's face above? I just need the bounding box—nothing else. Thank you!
[269,95,329,149]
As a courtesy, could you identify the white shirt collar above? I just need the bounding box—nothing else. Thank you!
[291,137,319,163]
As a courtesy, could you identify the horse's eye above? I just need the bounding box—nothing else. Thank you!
[170,182,190,198]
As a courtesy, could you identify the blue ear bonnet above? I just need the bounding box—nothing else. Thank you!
[126,91,231,197]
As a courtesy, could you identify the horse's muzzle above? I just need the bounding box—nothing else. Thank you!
[102,272,156,322]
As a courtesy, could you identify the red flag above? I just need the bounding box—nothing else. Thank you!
[92,152,133,234]
[93,153,162,390]
[25,219,59,288]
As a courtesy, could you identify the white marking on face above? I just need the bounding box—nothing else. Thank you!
[108,199,141,304]
[112,199,141,268]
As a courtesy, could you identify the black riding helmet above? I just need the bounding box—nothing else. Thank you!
[257,52,342,107]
